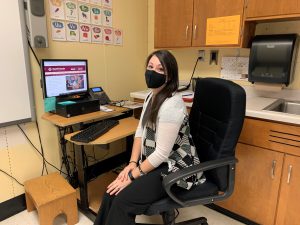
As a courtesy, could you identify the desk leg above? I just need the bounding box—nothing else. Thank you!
[126,135,134,158]
[75,144,89,210]
[56,126,73,182]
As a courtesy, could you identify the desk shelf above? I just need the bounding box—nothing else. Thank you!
[42,106,128,127]
[76,171,117,213]
[64,117,139,145]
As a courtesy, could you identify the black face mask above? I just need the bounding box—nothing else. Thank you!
[145,70,166,88]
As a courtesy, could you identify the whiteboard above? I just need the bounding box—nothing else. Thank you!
[0,0,35,127]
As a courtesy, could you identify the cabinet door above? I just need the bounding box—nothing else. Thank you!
[245,0,300,20]
[217,143,284,225]
[192,0,244,47]
[154,0,194,48]
[275,155,300,225]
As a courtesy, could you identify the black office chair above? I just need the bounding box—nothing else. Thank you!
[137,77,246,225]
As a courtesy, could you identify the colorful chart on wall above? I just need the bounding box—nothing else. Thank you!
[113,29,123,46]
[92,26,103,43]
[78,3,91,23]
[79,24,91,42]
[65,1,78,21]
[51,20,66,41]
[49,0,120,45]
[91,6,102,25]
[66,22,79,41]
[102,9,113,27]
[49,0,65,19]
[103,27,113,44]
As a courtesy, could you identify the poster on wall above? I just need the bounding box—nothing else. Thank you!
[221,56,249,81]
[49,0,65,20]
[66,22,79,41]
[103,27,113,44]
[51,20,66,41]
[91,6,102,25]
[102,0,112,8]
[113,28,123,46]
[91,26,103,43]
[65,1,78,21]
[90,0,102,5]
[78,3,91,24]
[79,24,91,42]
[102,9,113,27]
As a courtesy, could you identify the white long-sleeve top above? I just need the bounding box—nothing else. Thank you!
[135,92,187,168]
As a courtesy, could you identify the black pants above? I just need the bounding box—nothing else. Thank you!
[93,164,168,225]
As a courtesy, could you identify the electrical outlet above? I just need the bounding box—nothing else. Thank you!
[198,50,205,61]
[210,50,219,65]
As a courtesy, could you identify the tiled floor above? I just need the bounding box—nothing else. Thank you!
[0,205,245,225]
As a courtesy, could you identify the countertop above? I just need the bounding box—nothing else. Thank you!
[130,90,300,126]
[246,97,300,125]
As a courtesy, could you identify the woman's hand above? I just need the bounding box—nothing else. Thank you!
[107,177,131,195]
[117,163,137,182]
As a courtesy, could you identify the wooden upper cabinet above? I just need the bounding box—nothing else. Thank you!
[245,0,300,20]
[192,0,245,47]
[154,0,194,48]
[154,0,248,48]
[275,155,300,225]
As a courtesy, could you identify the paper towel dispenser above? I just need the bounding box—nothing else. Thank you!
[248,34,299,86]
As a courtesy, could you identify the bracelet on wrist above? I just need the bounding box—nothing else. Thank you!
[138,164,146,176]
[128,170,135,181]
[129,161,137,165]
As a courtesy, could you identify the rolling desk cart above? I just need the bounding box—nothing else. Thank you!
[42,106,138,219]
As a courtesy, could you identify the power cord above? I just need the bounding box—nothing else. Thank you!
[178,57,200,92]
[35,121,48,175]
[188,57,200,89]
[0,169,24,187]
[27,40,40,67]
[17,124,68,176]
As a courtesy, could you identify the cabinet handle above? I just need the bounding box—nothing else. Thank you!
[287,165,293,184]
[271,160,276,179]
[193,25,197,39]
[185,25,189,40]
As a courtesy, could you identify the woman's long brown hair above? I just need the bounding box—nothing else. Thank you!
[143,50,179,128]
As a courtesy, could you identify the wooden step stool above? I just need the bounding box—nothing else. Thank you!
[24,172,78,225]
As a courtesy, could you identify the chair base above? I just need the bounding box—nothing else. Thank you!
[136,216,208,225]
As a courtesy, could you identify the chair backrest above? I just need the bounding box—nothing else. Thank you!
[189,78,246,191]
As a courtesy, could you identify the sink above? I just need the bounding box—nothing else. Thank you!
[264,99,300,116]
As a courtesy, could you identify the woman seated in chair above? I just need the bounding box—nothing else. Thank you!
[94,50,205,225]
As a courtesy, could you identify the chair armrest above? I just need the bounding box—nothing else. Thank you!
[163,156,237,207]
